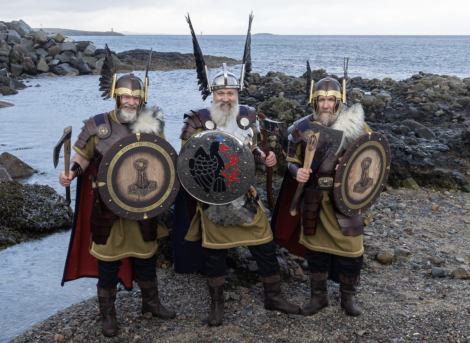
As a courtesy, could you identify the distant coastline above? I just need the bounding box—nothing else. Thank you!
[253,33,274,35]
[33,28,124,36]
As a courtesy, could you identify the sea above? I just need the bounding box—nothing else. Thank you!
[0,35,469,341]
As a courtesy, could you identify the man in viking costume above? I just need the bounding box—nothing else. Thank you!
[58,46,176,337]
[173,14,300,326]
[272,60,372,317]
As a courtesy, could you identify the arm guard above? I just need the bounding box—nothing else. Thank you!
[288,162,300,179]
[71,162,83,179]
[252,147,263,165]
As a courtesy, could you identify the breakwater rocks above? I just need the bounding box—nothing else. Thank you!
[240,70,470,192]
[0,20,240,97]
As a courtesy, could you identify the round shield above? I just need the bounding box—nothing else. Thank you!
[178,130,255,205]
[98,133,180,220]
[333,132,391,217]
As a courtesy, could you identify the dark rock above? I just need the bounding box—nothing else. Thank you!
[401,120,436,140]
[47,59,60,68]
[431,267,447,278]
[75,41,92,52]
[10,63,23,76]
[21,57,37,75]
[0,181,73,232]
[0,152,37,178]
[0,40,11,56]
[7,30,21,44]
[12,44,29,61]
[53,63,79,76]
[82,56,97,69]
[69,59,92,74]
[35,48,48,58]
[60,42,77,53]
[84,44,96,56]
[33,30,48,44]
[20,38,34,50]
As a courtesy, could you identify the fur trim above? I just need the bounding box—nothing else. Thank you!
[129,105,165,135]
[330,104,365,149]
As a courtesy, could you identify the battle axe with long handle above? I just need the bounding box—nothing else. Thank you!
[289,130,320,216]
[53,126,72,206]
[257,115,288,209]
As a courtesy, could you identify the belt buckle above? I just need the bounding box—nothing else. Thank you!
[318,177,333,188]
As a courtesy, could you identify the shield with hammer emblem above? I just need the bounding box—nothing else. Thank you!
[97,133,180,220]
[333,132,391,217]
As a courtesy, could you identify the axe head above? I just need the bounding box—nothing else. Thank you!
[53,126,72,169]
[259,117,288,142]
[309,122,345,155]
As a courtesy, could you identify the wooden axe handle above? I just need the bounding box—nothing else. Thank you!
[258,113,275,209]
[290,132,320,216]
[63,128,71,206]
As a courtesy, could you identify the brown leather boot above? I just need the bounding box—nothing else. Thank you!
[97,285,118,337]
[301,271,328,316]
[340,274,362,316]
[207,276,225,326]
[138,277,176,319]
[260,274,301,314]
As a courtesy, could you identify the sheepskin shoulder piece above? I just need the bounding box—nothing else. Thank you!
[129,105,165,135]
[330,103,366,149]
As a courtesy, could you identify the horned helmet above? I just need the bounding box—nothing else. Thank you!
[186,12,253,101]
[305,58,350,114]
[98,44,152,111]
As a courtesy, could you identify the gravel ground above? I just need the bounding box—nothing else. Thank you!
[11,188,470,343]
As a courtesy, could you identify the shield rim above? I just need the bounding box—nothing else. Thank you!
[333,132,391,217]
[97,133,180,220]
[177,130,255,205]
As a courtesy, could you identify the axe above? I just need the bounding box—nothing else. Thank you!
[258,115,288,208]
[53,126,72,206]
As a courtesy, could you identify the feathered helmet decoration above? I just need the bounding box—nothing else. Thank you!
[186,12,253,101]
[304,58,351,114]
[98,44,153,111]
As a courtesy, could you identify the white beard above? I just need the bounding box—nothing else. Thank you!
[314,109,339,127]
[129,105,164,134]
[117,105,138,123]
[330,103,366,149]
[209,100,239,128]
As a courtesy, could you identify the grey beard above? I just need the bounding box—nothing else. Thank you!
[209,100,239,128]
[117,105,138,123]
[314,110,339,127]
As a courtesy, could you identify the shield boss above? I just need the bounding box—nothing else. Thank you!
[333,132,391,217]
[178,130,255,205]
[98,133,180,220]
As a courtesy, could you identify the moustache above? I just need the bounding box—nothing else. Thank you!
[122,104,138,110]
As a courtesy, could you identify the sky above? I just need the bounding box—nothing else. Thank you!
[3,0,470,35]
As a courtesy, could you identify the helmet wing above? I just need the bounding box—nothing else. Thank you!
[99,44,117,100]
[304,60,313,106]
[240,12,253,92]
[186,14,211,101]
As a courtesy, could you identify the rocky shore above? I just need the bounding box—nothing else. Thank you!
[0,152,73,250]
[0,20,240,99]
[10,187,470,343]
[240,70,470,192]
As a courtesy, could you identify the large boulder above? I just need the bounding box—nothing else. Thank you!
[35,48,48,58]
[0,40,11,56]
[33,29,48,44]
[84,43,96,56]
[0,22,7,32]
[21,57,37,75]
[82,56,97,69]
[60,42,77,53]
[0,152,37,179]
[47,45,61,57]
[75,41,92,52]
[69,59,92,74]
[53,63,79,76]
[10,63,23,76]
[54,33,65,43]
[8,20,32,37]
[12,44,28,61]
[20,38,34,50]
[401,119,436,140]
[0,165,13,181]
[36,56,49,73]
[7,30,21,44]
[0,181,73,232]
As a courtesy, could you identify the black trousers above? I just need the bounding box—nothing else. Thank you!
[306,249,363,277]
[97,253,157,289]
[205,239,279,278]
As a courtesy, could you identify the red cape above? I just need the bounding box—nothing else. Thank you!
[61,163,135,290]
[271,170,306,258]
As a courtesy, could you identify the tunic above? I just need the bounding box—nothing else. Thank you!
[73,110,169,261]
[285,123,372,258]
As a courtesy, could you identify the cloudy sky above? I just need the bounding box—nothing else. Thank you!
[3,0,470,35]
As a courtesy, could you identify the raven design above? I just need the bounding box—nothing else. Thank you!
[189,142,231,194]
